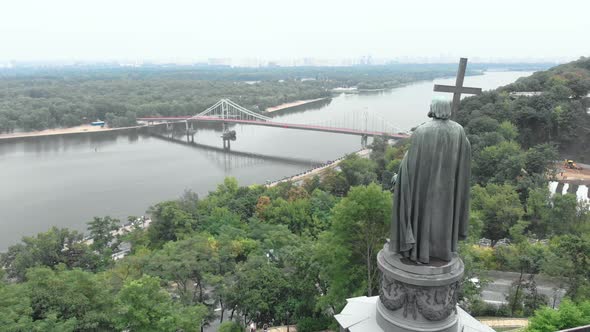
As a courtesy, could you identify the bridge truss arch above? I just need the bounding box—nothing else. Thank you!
[193,99,271,122]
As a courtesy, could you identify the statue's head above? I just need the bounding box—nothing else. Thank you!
[427,99,452,120]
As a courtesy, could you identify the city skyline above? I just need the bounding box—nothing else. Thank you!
[0,54,574,69]
[1,0,589,63]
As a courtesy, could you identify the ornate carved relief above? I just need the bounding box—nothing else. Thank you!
[379,273,459,321]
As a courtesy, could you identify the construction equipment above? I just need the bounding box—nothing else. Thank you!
[564,159,583,170]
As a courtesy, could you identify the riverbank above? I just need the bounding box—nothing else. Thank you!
[266,148,370,187]
[265,97,330,113]
[0,124,145,141]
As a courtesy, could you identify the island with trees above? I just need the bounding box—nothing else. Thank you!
[0,62,546,134]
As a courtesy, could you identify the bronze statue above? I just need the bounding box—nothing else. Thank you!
[390,100,471,264]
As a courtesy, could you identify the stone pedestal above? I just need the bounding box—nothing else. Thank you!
[335,296,495,332]
[376,243,464,332]
[335,242,494,332]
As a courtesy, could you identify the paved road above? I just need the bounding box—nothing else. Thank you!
[266,148,369,187]
[481,270,567,307]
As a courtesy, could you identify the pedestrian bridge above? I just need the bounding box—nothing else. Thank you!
[139,115,409,139]
[137,99,410,148]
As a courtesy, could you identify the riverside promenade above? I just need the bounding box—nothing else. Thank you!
[266,148,370,187]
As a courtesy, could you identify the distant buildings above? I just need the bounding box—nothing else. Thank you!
[0,61,14,68]
[0,55,564,70]
[207,58,232,66]
[509,91,543,97]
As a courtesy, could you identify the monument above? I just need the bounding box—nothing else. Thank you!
[335,58,494,332]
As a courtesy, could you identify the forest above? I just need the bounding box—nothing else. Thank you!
[457,56,590,161]
[1,58,590,332]
[0,64,469,133]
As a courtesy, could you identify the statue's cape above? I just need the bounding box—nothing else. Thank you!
[390,119,470,264]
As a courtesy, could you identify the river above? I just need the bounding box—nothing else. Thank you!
[0,71,532,250]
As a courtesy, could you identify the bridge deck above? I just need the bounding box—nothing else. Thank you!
[137,116,410,139]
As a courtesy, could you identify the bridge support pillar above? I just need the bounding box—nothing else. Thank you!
[186,132,195,143]
[184,121,196,143]
[165,122,173,138]
[361,134,369,148]
[221,124,236,150]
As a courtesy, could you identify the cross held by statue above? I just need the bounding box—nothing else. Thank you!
[433,58,482,114]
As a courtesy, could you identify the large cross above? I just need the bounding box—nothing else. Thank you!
[433,58,482,114]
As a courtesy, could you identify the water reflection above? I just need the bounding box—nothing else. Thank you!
[150,132,323,167]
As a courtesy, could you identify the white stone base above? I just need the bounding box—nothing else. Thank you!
[334,296,495,332]
[376,300,458,332]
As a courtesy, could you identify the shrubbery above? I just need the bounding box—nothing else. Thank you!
[527,300,590,332]
[296,316,333,332]
[218,321,243,332]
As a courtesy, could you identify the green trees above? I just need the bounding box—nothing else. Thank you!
[472,184,524,241]
[527,299,590,332]
[218,321,242,332]
[263,198,312,235]
[525,188,552,237]
[319,168,349,196]
[473,141,525,185]
[549,194,589,235]
[339,154,378,187]
[499,224,549,316]
[309,189,337,233]
[105,111,137,128]
[87,216,120,262]
[0,227,98,281]
[27,267,116,331]
[1,267,130,331]
[330,184,391,297]
[524,143,558,175]
[543,236,590,300]
[147,201,198,247]
[0,282,38,331]
[115,275,207,332]
[523,189,590,239]
[368,136,411,190]
[229,255,292,326]
[467,166,590,310]
[467,115,500,135]
[148,235,214,303]
[497,121,519,141]
[461,57,590,162]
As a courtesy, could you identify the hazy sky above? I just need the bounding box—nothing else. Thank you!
[2,0,589,62]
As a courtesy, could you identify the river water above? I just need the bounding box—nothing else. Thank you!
[0,71,532,250]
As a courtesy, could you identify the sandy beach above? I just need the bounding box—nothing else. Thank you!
[265,97,329,113]
[0,124,144,141]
